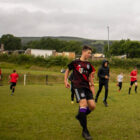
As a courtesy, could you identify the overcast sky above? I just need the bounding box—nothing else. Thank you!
[0,0,140,40]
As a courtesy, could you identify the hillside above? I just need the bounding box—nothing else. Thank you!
[20,36,113,53]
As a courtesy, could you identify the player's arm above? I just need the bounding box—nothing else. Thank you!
[130,73,136,78]
[17,75,19,81]
[64,69,71,88]
[8,75,11,83]
[89,71,95,95]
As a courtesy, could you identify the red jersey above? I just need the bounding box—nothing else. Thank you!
[0,69,1,75]
[10,73,19,83]
[68,59,95,89]
[130,70,137,82]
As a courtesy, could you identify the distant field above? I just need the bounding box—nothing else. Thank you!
[0,83,140,140]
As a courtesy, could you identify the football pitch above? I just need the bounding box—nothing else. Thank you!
[0,83,140,140]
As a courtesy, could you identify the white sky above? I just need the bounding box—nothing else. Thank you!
[0,0,140,40]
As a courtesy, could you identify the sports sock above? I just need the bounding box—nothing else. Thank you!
[12,88,15,93]
[86,107,91,115]
[129,87,131,94]
[135,86,137,93]
[77,107,88,131]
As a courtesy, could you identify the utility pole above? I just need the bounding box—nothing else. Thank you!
[107,26,110,51]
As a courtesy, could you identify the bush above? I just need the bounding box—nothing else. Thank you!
[0,54,140,69]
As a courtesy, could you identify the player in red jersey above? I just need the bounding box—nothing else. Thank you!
[9,70,19,95]
[128,67,138,94]
[64,45,96,140]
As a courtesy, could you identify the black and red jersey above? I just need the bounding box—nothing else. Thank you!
[68,59,95,89]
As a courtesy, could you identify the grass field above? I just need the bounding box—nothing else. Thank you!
[0,83,140,140]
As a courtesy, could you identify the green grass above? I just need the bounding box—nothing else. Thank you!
[0,83,140,140]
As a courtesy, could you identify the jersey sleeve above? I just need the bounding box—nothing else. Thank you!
[68,61,75,70]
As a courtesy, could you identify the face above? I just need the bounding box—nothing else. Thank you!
[104,62,108,67]
[82,50,92,59]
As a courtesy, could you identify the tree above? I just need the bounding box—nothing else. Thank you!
[104,39,140,58]
[0,34,22,50]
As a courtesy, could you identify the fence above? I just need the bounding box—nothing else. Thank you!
[0,73,64,85]
[0,72,139,86]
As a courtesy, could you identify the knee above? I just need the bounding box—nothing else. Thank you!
[79,100,88,108]
[105,89,108,93]
[89,103,96,111]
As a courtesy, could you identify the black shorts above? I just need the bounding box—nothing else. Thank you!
[130,80,137,86]
[74,88,93,102]
[118,82,122,87]
[10,82,16,87]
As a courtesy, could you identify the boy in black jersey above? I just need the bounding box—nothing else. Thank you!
[64,45,96,140]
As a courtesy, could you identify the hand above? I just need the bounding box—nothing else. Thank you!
[90,85,95,95]
[64,81,70,88]
[105,75,109,79]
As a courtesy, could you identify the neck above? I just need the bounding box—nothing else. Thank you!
[80,55,87,61]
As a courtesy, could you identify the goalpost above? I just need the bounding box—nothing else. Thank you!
[23,74,49,85]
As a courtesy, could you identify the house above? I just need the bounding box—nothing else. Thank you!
[25,49,56,58]
[113,55,127,59]
[92,53,105,60]
[55,52,75,59]
[0,44,4,54]
[13,50,25,55]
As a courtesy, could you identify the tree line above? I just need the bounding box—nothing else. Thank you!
[104,39,140,58]
[1,34,140,58]
[0,34,96,54]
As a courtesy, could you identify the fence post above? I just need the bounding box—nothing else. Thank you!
[46,75,48,85]
[24,74,26,86]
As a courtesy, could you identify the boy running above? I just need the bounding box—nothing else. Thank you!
[9,70,19,95]
[117,73,123,92]
[95,60,109,107]
[64,45,96,140]
[128,67,138,94]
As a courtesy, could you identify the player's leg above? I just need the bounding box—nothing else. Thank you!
[10,82,13,90]
[120,82,122,91]
[118,82,122,92]
[103,82,108,107]
[75,89,92,140]
[71,84,75,103]
[75,88,88,130]
[11,86,15,95]
[135,81,138,93]
[86,89,96,115]
[11,83,16,95]
[95,82,103,103]
[78,99,93,140]
[129,82,133,94]
[87,100,96,115]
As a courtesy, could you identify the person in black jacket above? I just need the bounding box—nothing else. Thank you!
[68,72,78,104]
[95,60,109,107]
